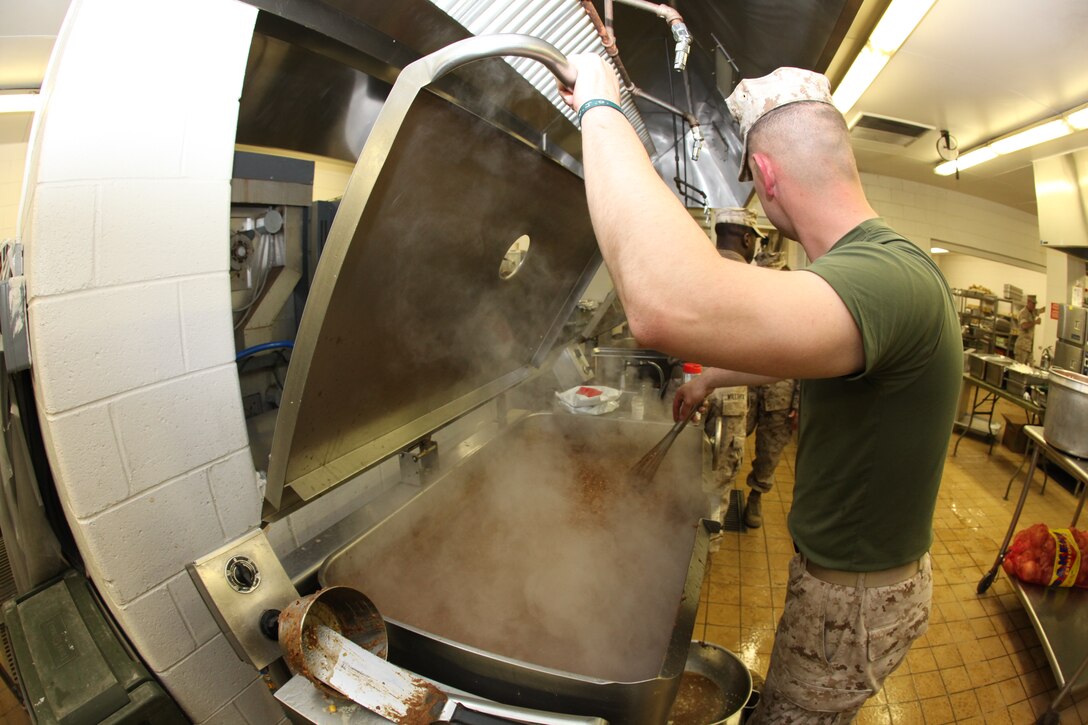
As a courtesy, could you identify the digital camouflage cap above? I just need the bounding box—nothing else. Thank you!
[726,67,835,181]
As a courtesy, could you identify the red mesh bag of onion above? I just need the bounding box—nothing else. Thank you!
[1002,523,1087,588]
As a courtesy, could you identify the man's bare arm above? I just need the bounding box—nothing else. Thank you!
[560,55,863,380]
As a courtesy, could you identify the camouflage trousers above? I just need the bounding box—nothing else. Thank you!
[746,409,790,494]
[705,386,749,523]
[747,554,932,724]
[707,412,746,523]
[1013,337,1033,365]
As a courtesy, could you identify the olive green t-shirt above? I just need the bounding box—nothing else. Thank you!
[792,219,962,571]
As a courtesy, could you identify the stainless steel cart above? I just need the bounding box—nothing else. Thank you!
[977,426,1088,723]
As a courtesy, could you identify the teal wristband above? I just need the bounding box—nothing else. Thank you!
[577,98,625,125]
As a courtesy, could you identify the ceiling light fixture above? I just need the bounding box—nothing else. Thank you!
[0,91,40,115]
[934,102,1088,176]
[930,247,949,254]
[832,0,937,114]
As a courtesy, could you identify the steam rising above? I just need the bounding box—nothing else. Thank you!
[325,414,706,682]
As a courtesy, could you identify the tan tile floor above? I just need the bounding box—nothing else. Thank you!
[696,402,1088,724]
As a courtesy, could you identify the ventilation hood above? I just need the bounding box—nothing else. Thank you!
[1035,149,1088,261]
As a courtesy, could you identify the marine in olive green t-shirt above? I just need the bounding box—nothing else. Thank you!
[792,218,962,571]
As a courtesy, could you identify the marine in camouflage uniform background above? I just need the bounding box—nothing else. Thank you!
[744,231,798,529]
[702,208,760,538]
[705,385,749,530]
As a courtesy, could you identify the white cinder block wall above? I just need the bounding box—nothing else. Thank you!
[20,0,286,722]
[860,173,1043,268]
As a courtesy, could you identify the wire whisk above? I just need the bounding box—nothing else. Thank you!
[629,404,699,487]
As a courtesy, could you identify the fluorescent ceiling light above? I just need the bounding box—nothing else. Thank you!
[934,102,1088,176]
[930,247,949,254]
[1067,107,1088,130]
[869,0,938,53]
[832,0,937,114]
[990,119,1071,155]
[0,93,39,114]
[833,46,884,113]
[935,146,997,176]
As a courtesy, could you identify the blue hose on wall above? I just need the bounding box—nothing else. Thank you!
[235,340,294,362]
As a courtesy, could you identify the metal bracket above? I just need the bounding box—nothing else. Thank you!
[186,529,299,670]
[399,435,439,486]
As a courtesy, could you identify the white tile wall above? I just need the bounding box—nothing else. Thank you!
[179,273,236,372]
[109,365,248,494]
[29,282,186,414]
[201,682,290,725]
[207,449,263,541]
[21,0,267,721]
[78,468,224,604]
[23,182,96,296]
[159,634,260,723]
[95,179,229,287]
[42,402,130,517]
[861,173,1043,268]
[116,582,199,671]
[167,573,223,647]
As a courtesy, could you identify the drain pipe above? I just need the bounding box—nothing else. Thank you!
[578,0,702,160]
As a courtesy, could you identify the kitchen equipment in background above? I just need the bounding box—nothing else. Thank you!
[1005,365,1049,397]
[1054,340,1086,376]
[1055,305,1087,375]
[1058,305,1086,346]
[630,403,699,486]
[983,354,1015,388]
[967,351,988,379]
[553,344,594,390]
[1043,368,1088,458]
[666,641,752,725]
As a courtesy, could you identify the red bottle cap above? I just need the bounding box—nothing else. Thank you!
[682,362,703,374]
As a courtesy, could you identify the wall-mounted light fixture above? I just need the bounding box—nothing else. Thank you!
[832,0,938,114]
[930,246,949,254]
[0,91,40,115]
[934,102,1088,176]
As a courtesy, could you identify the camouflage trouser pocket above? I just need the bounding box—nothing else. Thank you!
[764,555,931,718]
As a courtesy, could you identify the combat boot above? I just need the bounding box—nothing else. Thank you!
[744,490,763,529]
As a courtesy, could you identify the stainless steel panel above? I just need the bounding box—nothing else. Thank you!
[1058,304,1087,345]
[239,3,584,168]
[267,36,597,508]
[319,412,710,724]
[1055,341,1085,374]
[186,529,300,670]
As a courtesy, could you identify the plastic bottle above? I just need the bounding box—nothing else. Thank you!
[682,362,703,384]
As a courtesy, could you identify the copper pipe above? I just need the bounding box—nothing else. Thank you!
[578,0,632,86]
[578,0,701,158]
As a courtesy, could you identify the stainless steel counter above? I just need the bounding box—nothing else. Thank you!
[979,425,1088,705]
